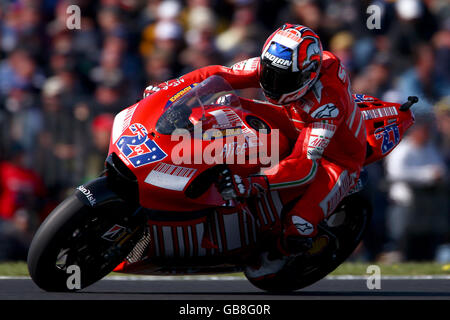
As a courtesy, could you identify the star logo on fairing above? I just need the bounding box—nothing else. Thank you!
[311,103,339,119]
[292,216,314,236]
[295,223,313,233]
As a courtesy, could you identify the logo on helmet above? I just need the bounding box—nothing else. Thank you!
[264,43,293,69]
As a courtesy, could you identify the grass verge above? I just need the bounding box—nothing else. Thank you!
[1,261,449,277]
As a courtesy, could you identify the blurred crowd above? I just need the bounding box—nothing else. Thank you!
[0,0,449,263]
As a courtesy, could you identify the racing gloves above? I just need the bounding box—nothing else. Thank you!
[216,167,269,201]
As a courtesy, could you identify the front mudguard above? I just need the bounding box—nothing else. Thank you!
[75,176,125,208]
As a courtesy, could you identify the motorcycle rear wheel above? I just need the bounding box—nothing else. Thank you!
[245,191,372,292]
[27,189,144,292]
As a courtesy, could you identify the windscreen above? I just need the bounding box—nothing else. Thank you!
[155,75,242,135]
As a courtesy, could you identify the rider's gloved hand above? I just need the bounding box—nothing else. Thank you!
[216,168,269,201]
[215,93,241,107]
[143,85,161,99]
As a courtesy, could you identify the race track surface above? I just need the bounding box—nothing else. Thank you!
[1,276,449,300]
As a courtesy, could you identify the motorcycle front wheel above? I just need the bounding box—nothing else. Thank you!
[27,178,145,292]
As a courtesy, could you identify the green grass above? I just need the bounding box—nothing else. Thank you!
[0,262,30,276]
[1,261,449,277]
[330,262,450,276]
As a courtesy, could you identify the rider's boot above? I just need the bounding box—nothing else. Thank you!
[245,235,313,280]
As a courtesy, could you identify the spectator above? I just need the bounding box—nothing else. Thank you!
[90,78,131,115]
[35,76,84,190]
[395,43,450,114]
[83,113,115,182]
[435,97,450,168]
[0,144,46,221]
[388,0,439,73]
[0,143,46,261]
[0,48,45,98]
[215,3,267,61]
[0,209,36,261]
[383,116,448,261]
[352,54,392,98]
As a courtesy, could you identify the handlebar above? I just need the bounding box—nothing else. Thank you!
[399,96,419,111]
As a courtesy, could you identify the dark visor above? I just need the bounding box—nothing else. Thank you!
[260,60,313,99]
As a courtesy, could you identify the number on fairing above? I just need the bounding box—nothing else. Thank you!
[376,124,400,154]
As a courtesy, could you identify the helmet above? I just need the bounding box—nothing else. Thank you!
[259,24,323,105]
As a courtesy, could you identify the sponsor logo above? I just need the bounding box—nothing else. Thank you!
[277,29,303,43]
[231,60,246,71]
[319,171,358,216]
[76,185,96,206]
[169,84,197,103]
[202,127,242,140]
[311,103,339,119]
[160,77,185,90]
[244,57,259,71]
[145,163,197,191]
[165,83,198,109]
[101,224,126,242]
[231,58,258,72]
[264,52,292,68]
[361,106,398,120]
[309,137,329,148]
[116,123,167,167]
[222,141,249,157]
[209,108,239,129]
[306,123,336,160]
[264,43,293,69]
[292,216,314,236]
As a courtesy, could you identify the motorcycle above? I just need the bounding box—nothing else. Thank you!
[27,75,416,292]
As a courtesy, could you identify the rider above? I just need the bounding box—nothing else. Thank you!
[143,24,367,279]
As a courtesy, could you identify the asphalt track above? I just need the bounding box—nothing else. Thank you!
[0,276,449,300]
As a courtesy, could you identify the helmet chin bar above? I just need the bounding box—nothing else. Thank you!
[264,80,311,105]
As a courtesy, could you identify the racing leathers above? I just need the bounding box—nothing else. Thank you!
[143,51,367,250]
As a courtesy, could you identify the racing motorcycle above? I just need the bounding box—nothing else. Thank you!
[27,75,417,292]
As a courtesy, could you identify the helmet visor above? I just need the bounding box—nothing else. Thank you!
[260,61,314,100]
